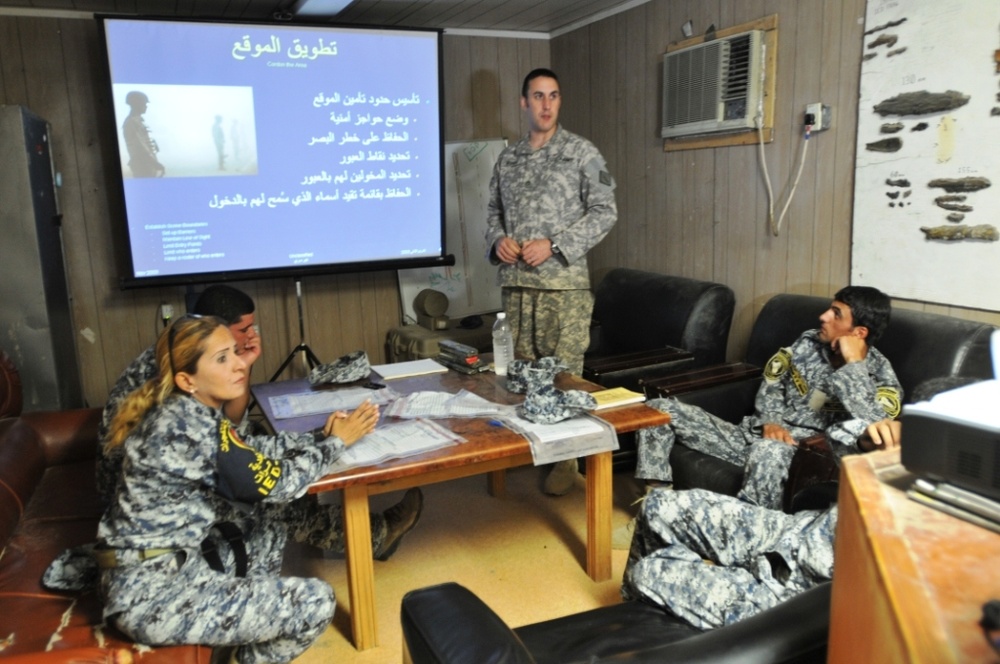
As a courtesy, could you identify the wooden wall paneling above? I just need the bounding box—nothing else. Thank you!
[681,0,719,281]
[717,0,767,361]
[809,0,846,297]
[528,38,550,87]
[637,0,668,275]
[470,36,502,137]
[442,36,473,142]
[622,8,647,270]
[831,0,865,294]
[591,16,621,269]
[496,38,522,140]
[0,17,26,101]
[784,0,821,295]
[751,0,793,305]
[367,269,401,363]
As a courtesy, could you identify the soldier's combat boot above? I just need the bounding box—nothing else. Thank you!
[374,488,423,561]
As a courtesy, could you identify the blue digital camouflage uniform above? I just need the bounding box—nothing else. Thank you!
[636,330,902,509]
[97,346,390,553]
[622,488,837,630]
[485,126,617,375]
[98,394,345,663]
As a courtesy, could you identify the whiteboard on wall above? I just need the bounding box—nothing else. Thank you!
[397,139,506,322]
[851,0,1000,311]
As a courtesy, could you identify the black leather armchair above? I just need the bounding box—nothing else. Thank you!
[644,293,997,498]
[401,581,831,664]
[583,269,735,391]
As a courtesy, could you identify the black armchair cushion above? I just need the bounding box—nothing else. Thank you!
[401,582,535,664]
[590,268,735,366]
[401,581,832,664]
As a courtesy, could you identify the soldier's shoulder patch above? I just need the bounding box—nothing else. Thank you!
[216,419,281,503]
[763,348,792,382]
[599,170,612,186]
[876,387,902,418]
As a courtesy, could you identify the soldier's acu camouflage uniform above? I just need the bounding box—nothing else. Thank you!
[622,488,836,630]
[485,126,617,375]
[97,346,390,553]
[636,330,902,509]
[98,394,347,663]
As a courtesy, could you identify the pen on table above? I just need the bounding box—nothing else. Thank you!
[488,419,504,427]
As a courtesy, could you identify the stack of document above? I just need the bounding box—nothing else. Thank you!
[326,419,466,473]
[500,413,619,466]
[269,386,397,419]
[383,389,512,419]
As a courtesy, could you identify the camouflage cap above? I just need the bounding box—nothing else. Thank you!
[308,350,371,385]
[518,384,597,424]
[506,356,569,394]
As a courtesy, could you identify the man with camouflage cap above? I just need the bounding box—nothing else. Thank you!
[486,67,618,496]
[635,286,903,509]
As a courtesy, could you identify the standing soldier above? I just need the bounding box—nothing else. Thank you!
[485,68,618,496]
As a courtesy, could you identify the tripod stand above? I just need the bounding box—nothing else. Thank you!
[268,278,322,382]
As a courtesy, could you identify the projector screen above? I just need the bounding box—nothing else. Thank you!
[99,17,449,288]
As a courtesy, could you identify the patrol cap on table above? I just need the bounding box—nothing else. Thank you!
[518,384,597,424]
[507,356,568,394]
[308,350,371,385]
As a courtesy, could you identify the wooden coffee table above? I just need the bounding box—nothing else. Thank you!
[252,369,669,650]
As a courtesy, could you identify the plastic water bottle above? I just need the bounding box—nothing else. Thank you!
[492,312,515,376]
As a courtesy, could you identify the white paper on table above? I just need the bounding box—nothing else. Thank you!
[384,389,511,419]
[500,413,619,466]
[326,418,466,472]
[370,358,448,380]
[269,386,396,419]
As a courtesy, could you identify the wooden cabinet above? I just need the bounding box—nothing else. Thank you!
[830,449,1000,662]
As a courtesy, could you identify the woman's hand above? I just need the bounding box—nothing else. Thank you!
[324,400,379,446]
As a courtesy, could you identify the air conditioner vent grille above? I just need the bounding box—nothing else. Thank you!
[661,29,765,139]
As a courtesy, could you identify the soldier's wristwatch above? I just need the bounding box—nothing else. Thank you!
[550,240,562,255]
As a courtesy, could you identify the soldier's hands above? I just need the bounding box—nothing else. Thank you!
[520,239,553,267]
[325,400,379,446]
[762,422,796,445]
[239,332,262,368]
[496,237,522,264]
[858,418,901,452]
[831,334,868,364]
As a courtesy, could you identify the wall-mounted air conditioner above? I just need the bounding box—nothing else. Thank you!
[661,29,765,139]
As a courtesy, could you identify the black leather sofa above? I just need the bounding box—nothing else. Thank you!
[654,293,996,497]
[584,268,736,390]
[400,580,830,664]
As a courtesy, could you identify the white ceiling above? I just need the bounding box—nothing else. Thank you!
[0,0,651,37]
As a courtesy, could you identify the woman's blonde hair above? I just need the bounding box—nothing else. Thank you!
[105,314,226,450]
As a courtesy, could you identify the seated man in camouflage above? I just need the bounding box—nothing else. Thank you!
[623,416,901,629]
[635,286,902,509]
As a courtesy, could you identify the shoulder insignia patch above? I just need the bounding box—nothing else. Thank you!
[763,348,792,383]
[876,387,902,418]
[599,170,612,186]
[216,419,282,502]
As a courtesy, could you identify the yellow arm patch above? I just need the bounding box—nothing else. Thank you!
[876,387,902,418]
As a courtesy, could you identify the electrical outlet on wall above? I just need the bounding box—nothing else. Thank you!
[804,103,833,132]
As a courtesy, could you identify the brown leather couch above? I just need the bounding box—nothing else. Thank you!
[0,408,209,663]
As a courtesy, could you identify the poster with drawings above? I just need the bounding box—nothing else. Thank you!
[397,139,506,323]
[851,0,1000,310]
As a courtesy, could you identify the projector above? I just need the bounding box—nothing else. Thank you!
[900,329,1000,501]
